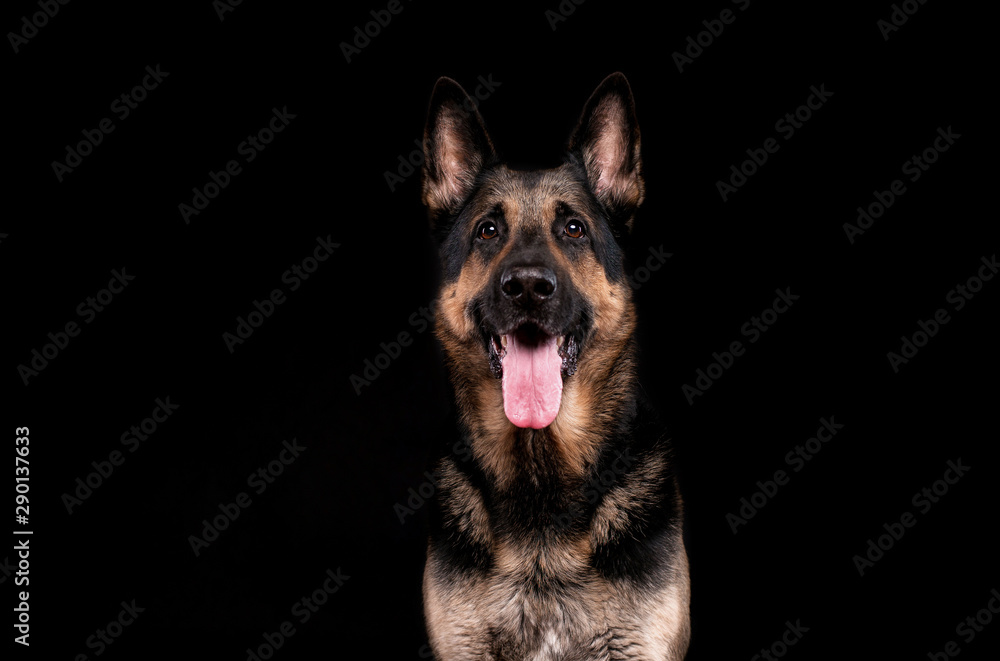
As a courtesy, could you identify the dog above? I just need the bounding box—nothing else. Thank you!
[420,72,690,660]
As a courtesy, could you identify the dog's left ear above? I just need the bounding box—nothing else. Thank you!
[568,72,644,231]
[422,77,497,231]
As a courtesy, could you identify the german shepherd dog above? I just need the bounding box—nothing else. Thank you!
[420,73,690,660]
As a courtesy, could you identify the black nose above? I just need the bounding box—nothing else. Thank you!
[501,266,557,306]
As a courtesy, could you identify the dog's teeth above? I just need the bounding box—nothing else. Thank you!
[501,335,508,349]
[557,336,564,348]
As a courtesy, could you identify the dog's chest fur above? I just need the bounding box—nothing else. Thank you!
[423,446,690,661]
[424,523,689,660]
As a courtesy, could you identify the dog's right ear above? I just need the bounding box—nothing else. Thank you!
[422,77,496,229]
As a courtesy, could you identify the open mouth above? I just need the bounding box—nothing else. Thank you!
[486,323,581,429]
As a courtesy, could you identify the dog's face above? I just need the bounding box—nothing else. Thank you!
[423,74,644,432]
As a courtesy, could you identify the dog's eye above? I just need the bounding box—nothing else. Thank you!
[564,220,585,239]
[478,222,499,240]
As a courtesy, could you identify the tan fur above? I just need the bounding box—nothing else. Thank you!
[438,461,494,550]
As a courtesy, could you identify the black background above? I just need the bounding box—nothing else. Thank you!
[5,0,996,659]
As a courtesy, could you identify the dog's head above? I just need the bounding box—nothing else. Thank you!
[423,73,643,432]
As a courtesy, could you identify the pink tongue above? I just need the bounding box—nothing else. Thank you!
[501,333,563,429]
